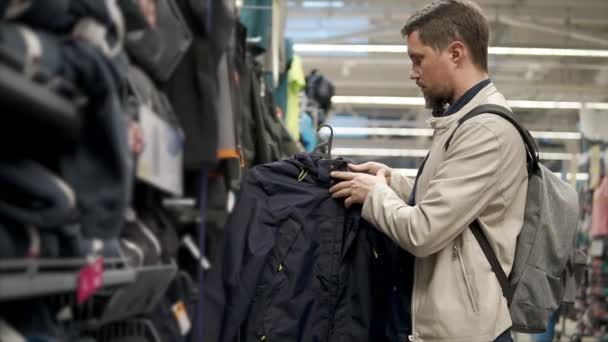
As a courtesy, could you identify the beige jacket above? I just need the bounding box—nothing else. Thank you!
[362,83,528,342]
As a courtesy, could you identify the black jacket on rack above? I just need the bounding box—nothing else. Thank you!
[204,153,394,342]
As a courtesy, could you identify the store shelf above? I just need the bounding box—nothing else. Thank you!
[0,258,136,302]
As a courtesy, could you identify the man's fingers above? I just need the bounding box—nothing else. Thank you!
[331,188,351,199]
[348,163,369,172]
[330,171,357,180]
[329,180,351,193]
[344,196,353,208]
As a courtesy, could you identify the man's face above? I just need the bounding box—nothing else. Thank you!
[407,31,454,112]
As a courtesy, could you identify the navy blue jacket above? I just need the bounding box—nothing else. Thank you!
[204,153,395,342]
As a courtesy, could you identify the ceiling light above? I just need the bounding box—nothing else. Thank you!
[489,47,608,58]
[332,96,608,110]
[332,148,428,157]
[294,44,608,58]
[506,100,582,109]
[334,148,575,161]
[539,152,575,161]
[301,1,345,8]
[392,168,418,177]
[332,126,580,140]
[393,169,588,180]
[530,131,581,140]
[334,127,433,136]
[333,96,424,105]
[586,102,608,110]
[294,44,406,53]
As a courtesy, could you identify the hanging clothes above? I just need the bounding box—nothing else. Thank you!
[299,112,317,152]
[591,177,608,238]
[285,55,305,142]
[204,153,394,342]
[163,0,220,170]
[272,38,294,116]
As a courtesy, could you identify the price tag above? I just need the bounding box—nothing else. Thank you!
[172,300,191,336]
[590,239,604,258]
[136,105,184,196]
[77,258,104,304]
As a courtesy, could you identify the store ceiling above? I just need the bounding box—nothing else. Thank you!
[286,0,608,167]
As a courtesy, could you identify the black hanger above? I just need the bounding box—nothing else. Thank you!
[314,124,334,159]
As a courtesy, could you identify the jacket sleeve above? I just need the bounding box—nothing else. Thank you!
[362,122,501,257]
[389,171,415,202]
[203,172,272,342]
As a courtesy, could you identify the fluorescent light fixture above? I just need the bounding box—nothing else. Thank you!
[586,102,608,110]
[489,47,608,58]
[294,44,406,53]
[506,100,582,109]
[395,169,588,180]
[334,148,575,161]
[334,127,434,136]
[332,96,608,110]
[539,152,575,161]
[332,148,429,157]
[530,131,581,140]
[301,1,345,8]
[393,168,419,177]
[332,126,580,140]
[293,44,608,58]
[332,96,424,105]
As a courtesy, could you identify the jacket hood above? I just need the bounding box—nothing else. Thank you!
[284,153,349,187]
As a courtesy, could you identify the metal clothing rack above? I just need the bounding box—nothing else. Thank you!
[0,258,135,302]
[240,5,272,10]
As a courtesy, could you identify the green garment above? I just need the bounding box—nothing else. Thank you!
[286,55,305,141]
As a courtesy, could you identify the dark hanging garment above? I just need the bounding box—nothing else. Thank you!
[204,153,393,342]
[163,0,221,170]
[59,41,132,239]
[125,0,192,82]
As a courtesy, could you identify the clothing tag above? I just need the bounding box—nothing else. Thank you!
[590,239,604,258]
[56,305,73,321]
[172,300,191,336]
[77,258,104,304]
[0,318,26,342]
[227,191,236,213]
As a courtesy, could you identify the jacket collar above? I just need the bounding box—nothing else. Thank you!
[286,153,349,187]
[426,82,497,131]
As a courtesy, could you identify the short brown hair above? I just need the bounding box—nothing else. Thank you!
[401,0,489,71]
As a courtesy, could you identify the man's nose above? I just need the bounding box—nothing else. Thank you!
[409,67,419,80]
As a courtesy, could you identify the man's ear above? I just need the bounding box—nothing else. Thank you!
[447,40,467,65]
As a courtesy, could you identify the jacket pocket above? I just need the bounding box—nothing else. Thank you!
[453,240,479,313]
[255,216,304,341]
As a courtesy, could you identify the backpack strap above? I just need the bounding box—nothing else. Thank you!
[444,104,537,304]
[471,220,513,304]
[444,104,540,172]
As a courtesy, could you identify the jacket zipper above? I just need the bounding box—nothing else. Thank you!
[453,241,478,313]
[410,258,417,341]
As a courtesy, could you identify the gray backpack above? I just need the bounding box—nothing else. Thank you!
[446,104,586,333]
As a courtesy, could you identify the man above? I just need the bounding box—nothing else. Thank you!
[329,1,528,341]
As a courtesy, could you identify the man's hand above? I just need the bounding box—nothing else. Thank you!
[329,169,387,208]
[348,162,393,185]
